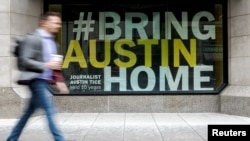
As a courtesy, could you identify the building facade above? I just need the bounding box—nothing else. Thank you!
[0,0,249,118]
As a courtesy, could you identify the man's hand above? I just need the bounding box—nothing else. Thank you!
[45,61,62,70]
[56,82,69,94]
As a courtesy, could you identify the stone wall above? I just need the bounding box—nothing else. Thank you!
[1,0,250,118]
[220,0,250,117]
[0,0,42,118]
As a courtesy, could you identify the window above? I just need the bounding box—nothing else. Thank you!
[45,0,227,95]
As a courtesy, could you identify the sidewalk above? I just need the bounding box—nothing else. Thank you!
[1,113,250,141]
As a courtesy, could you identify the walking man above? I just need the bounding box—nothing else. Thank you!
[7,12,68,141]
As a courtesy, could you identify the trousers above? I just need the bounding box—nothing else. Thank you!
[7,79,65,141]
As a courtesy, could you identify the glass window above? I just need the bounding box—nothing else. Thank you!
[45,0,227,95]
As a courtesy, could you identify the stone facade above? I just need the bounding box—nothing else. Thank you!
[0,0,43,118]
[220,0,250,117]
[0,0,249,118]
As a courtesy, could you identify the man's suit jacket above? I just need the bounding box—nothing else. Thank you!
[17,31,64,85]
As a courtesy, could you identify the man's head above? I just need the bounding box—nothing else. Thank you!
[39,12,62,34]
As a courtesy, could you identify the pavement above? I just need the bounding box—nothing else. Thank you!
[1,113,250,141]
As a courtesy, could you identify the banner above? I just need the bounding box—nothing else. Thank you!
[60,4,225,94]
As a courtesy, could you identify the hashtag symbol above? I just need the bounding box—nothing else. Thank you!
[73,12,95,40]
